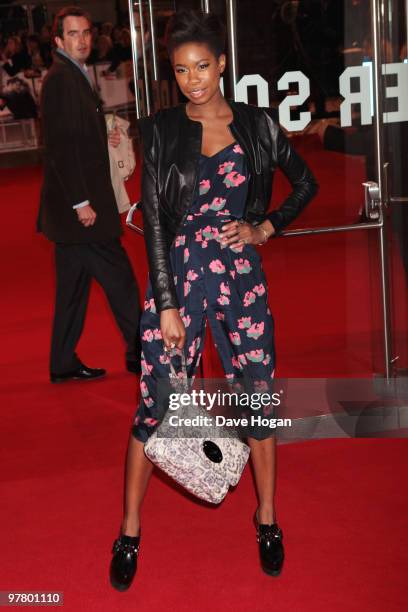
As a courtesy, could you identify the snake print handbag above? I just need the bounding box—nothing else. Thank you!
[144,348,250,504]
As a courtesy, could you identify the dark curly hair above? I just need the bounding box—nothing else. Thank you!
[165,9,226,59]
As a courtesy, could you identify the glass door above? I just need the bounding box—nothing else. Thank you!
[377,0,408,377]
[215,0,390,379]
[128,0,408,382]
[127,0,178,117]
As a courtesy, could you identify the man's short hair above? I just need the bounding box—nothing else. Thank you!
[52,6,92,44]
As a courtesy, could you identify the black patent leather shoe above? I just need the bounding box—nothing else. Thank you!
[50,363,106,383]
[254,511,284,576]
[126,359,141,375]
[110,534,140,592]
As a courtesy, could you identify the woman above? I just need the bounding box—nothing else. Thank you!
[110,10,318,590]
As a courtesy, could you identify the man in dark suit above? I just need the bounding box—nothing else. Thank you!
[37,6,141,382]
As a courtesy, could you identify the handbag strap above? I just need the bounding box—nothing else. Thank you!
[166,347,189,392]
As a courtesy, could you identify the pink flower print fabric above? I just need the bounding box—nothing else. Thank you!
[209,259,226,274]
[246,349,265,363]
[217,294,230,306]
[174,234,185,247]
[238,316,252,329]
[253,283,266,296]
[218,161,235,175]
[144,297,156,313]
[209,197,226,211]
[243,291,256,307]
[199,179,211,195]
[186,269,199,281]
[202,225,219,241]
[229,331,241,345]
[223,171,246,189]
[246,321,264,339]
[142,329,154,342]
[234,258,252,274]
[133,141,276,444]
[220,281,230,295]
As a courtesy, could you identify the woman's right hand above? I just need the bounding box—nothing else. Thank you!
[160,308,186,350]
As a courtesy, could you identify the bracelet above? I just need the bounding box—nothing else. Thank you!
[257,225,269,245]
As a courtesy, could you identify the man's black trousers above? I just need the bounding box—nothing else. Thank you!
[50,239,141,374]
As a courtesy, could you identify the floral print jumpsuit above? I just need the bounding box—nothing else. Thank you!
[132,141,275,442]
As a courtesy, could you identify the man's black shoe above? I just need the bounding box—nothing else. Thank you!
[50,364,106,383]
[254,511,284,576]
[110,534,140,591]
[126,359,141,375]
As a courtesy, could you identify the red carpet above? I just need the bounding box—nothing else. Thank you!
[1,433,407,611]
[1,136,407,610]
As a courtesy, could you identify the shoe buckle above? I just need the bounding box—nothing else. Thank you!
[258,526,282,545]
[113,538,139,555]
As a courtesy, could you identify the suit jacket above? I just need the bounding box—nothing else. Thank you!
[37,52,122,243]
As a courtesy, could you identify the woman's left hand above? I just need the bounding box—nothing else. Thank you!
[220,219,274,247]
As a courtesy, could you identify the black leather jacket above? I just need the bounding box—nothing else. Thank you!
[138,100,318,312]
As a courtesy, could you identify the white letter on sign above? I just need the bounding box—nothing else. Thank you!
[236,74,269,107]
[277,71,310,131]
[382,62,408,123]
[339,66,372,127]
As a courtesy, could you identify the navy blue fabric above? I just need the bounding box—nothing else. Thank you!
[133,142,276,442]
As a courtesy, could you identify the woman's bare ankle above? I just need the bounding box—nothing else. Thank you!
[257,505,275,525]
[121,516,140,537]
